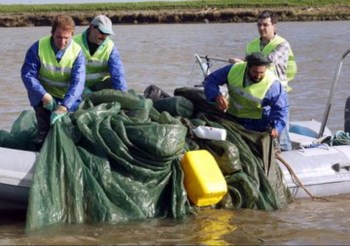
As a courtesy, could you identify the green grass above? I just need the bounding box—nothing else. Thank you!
[0,0,349,13]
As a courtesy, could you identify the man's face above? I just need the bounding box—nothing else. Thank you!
[52,28,73,50]
[257,17,275,41]
[89,25,109,45]
[248,65,267,83]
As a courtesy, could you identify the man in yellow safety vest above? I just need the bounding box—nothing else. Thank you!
[229,10,297,151]
[21,15,86,149]
[205,52,289,142]
[74,15,127,93]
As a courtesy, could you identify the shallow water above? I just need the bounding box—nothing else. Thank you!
[2,196,350,245]
[1,21,350,244]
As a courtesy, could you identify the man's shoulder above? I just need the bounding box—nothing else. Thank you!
[275,35,291,44]
[272,35,291,51]
[72,33,82,40]
[266,69,282,82]
[268,76,285,92]
[248,37,260,45]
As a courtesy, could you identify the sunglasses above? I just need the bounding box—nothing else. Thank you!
[93,25,109,35]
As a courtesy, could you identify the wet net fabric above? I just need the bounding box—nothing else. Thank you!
[0,88,292,231]
[174,87,292,210]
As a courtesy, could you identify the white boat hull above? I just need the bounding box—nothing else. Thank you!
[0,147,37,210]
[1,142,350,209]
[278,145,350,199]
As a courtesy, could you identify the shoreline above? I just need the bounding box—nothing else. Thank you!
[1,6,350,27]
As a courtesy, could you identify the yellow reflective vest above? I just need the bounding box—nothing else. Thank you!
[74,32,114,88]
[38,35,82,99]
[246,35,297,92]
[227,62,277,119]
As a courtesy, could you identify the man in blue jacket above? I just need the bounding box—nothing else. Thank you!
[229,10,295,151]
[74,15,127,93]
[204,52,289,141]
[21,15,86,148]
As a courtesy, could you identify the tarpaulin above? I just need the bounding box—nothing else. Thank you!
[0,88,292,231]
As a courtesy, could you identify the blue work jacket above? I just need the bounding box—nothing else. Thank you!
[74,29,127,91]
[21,39,86,111]
[204,64,288,134]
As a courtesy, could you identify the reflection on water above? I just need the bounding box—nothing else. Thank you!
[191,209,237,245]
[3,198,350,245]
[1,21,350,244]
[2,210,238,245]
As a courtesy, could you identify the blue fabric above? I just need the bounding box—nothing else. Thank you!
[278,110,292,151]
[21,40,86,112]
[108,46,127,92]
[204,64,288,134]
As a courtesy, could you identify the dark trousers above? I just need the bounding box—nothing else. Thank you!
[89,78,113,91]
[33,102,51,149]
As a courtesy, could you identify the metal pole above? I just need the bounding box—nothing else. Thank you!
[318,49,350,138]
[199,55,229,63]
[194,53,211,78]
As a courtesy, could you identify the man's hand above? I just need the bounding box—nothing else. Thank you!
[50,105,68,125]
[270,128,279,138]
[228,57,243,64]
[215,95,229,112]
[42,93,57,111]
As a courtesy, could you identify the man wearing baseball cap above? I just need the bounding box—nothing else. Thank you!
[74,15,127,93]
[204,52,289,141]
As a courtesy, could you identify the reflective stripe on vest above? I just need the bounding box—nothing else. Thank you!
[74,32,114,88]
[38,35,81,98]
[246,35,297,91]
[227,62,276,119]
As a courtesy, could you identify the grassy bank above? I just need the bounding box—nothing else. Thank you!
[1,0,350,13]
[0,0,349,27]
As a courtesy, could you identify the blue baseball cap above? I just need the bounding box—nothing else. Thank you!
[91,15,115,35]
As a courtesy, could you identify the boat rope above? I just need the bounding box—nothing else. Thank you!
[187,59,198,85]
[275,153,330,202]
[327,131,350,146]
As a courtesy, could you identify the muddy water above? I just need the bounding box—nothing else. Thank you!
[0,21,350,244]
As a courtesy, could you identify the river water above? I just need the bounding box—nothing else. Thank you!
[1,21,350,244]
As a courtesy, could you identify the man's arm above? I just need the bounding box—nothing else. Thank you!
[204,64,232,102]
[204,65,232,111]
[267,41,290,82]
[262,80,288,136]
[21,41,47,107]
[267,41,290,64]
[108,46,127,92]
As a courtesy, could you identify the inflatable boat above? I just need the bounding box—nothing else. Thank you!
[1,50,350,210]
[193,49,350,200]
[1,120,350,210]
[0,147,36,210]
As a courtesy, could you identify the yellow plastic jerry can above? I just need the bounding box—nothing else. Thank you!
[181,150,227,206]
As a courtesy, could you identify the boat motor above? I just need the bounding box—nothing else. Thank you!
[318,48,350,137]
[344,96,350,133]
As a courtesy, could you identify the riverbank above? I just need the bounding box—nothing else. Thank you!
[1,5,350,27]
